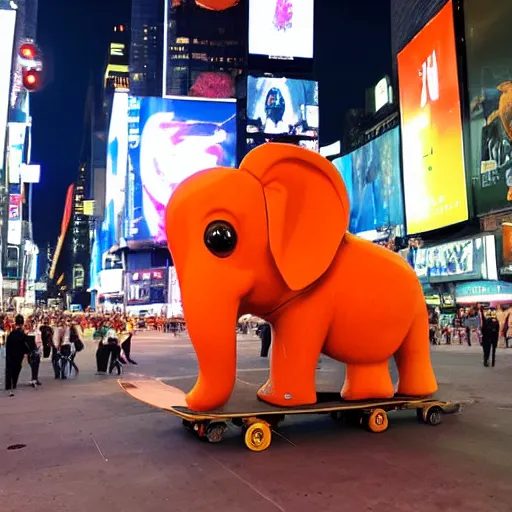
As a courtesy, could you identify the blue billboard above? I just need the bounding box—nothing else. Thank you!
[124,96,237,244]
[333,127,404,240]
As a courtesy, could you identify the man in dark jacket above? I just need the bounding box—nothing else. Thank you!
[482,312,500,367]
[5,315,28,396]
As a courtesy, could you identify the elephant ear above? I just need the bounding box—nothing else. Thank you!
[241,143,350,291]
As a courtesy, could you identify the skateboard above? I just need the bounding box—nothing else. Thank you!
[119,379,464,452]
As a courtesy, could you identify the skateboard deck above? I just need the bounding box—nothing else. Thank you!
[118,379,461,420]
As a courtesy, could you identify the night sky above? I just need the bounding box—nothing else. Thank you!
[30,0,391,250]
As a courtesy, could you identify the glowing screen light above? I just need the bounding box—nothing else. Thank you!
[0,9,17,179]
[248,0,314,59]
[397,0,468,234]
[124,96,237,244]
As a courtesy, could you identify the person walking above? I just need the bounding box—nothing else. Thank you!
[482,311,500,367]
[25,320,42,387]
[259,322,272,358]
[5,314,28,396]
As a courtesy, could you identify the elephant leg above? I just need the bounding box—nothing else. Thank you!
[257,313,326,407]
[394,306,438,397]
[341,361,394,400]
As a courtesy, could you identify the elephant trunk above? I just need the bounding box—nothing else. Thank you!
[182,287,239,412]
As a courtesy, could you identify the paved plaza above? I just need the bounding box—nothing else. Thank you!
[1,332,512,512]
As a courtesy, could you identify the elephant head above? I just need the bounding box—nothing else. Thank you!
[165,143,350,411]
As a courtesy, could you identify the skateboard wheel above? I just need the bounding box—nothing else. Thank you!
[416,408,424,422]
[244,422,272,452]
[425,406,443,426]
[366,408,389,433]
[330,411,343,422]
[182,419,194,431]
[206,422,228,443]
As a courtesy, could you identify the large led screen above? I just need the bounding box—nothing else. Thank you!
[248,0,314,60]
[101,91,129,253]
[464,0,512,215]
[333,127,405,240]
[247,76,318,137]
[125,96,237,244]
[0,10,17,181]
[397,0,468,235]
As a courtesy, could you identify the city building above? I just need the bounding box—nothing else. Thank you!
[164,0,246,97]
[130,0,164,97]
[0,0,41,309]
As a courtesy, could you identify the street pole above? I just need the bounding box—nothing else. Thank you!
[122,249,127,314]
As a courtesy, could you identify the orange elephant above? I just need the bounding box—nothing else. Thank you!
[165,143,438,412]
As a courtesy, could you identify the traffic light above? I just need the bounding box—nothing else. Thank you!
[19,43,37,61]
[22,68,40,91]
[18,42,43,93]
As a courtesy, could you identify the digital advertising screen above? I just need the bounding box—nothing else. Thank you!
[464,0,512,215]
[100,91,129,254]
[246,76,318,151]
[248,0,314,60]
[0,10,17,181]
[8,193,22,246]
[125,96,237,244]
[397,0,468,235]
[411,236,497,283]
[333,127,405,241]
[126,268,168,307]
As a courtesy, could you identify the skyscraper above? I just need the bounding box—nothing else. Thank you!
[130,0,164,97]
[164,0,246,97]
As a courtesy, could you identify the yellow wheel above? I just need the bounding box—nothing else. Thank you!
[366,408,389,433]
[244,422,272,452]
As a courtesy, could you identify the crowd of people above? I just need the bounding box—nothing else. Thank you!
[429,304,505,367]
[1,311,144,396]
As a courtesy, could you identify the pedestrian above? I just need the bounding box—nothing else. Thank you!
[259,322,272,358]
[463,307,480,347]
[5,314,28,396]
[25,321,42,387]
[57,318,75,379]
[94,321,109,374]
[482,311,500,367]
[503,310,512,348]
[39,317,54,360]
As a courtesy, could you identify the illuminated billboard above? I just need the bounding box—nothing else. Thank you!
[246,75,318,151]
[411,236,498,283]
[397,0,467,235]
[248,0,314,60]
[464,0,512,215]
[126,268,168,306]
[0,10,17,180]
[125,96,237,244]
[7,193,22,245]
[101,91,129,253]
[333,127,405,240]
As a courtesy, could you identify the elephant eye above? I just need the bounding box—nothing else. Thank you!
[204,221,237,258]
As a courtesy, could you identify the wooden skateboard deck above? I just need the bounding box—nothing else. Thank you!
[118,379,461,420]
[119,379,466,451]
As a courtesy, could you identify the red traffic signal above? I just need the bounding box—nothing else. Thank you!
[19,43,38,61]
[22,68,41,92]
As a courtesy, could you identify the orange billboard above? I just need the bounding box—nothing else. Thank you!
[398,0,468,235]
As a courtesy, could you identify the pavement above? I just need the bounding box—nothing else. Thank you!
[1,332,512,512]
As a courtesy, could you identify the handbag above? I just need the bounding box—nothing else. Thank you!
[71,326,85,352]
